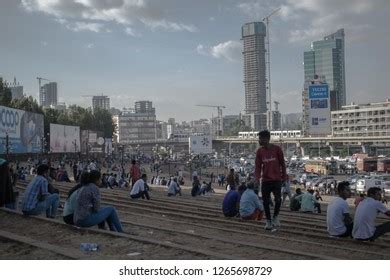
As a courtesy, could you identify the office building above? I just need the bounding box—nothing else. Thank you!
[117,101,156,143]
[92,95,110,111]
[242,22,268,131]
[331,100,390,137]
[135,100,155,114]
[40,82,57,107]
[303,29,346,111]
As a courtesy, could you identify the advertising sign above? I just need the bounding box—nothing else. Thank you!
[308,84,331,135]
[189,135,213,155]
[50,123,80,153]
[0,105,44,153]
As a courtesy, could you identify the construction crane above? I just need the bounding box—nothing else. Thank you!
[196,104,226,136]
[37,77,50,105]
[262,7,281,131]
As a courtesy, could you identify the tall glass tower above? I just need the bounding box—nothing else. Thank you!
[304,29,346,110]
[242,22,267,130]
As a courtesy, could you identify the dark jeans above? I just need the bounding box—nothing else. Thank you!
[261,181,282,221]
[335,223,353,238]
[64,214,106,229]
[131,190,150,200]
[315,202,322,213]
[223,210,239,218]
[76,206,123,232]
[372,221,390,240]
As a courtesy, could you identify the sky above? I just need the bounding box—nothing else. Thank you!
[0,0,389,122]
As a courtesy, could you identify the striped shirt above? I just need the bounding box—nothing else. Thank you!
[21,175,49,212]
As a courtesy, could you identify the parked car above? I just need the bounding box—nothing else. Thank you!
[356,176,386,193]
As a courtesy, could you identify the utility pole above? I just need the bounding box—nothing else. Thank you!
[263,8,281,131]
[5,132,10,161]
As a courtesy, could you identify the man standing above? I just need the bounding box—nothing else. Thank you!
[327,181,353,237]
[255,130,287,230]
[352,187,390,241]
[22,164,59,218]
[130,160,141,187]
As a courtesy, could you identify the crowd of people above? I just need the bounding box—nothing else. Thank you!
[1,129,389,245]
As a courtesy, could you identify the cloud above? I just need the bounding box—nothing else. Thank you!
[85,43,95,48]
[197,41,242,62]
[237,0,388,44]
[67,21,105,32]
[124,27,141,37]
[20,0,197,35]
[40,41,48,47]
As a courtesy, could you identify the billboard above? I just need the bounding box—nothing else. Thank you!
[80,130,105,154]
[189,135,213,155]
[308,84,331,135]
[0,105,44,153]
[50,123,80,153]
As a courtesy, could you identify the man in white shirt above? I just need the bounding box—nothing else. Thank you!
[352,187,390,241]
[130,174,150,200]
[167,178,182,197]
[327,181,353,237]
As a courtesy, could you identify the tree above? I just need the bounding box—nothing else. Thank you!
[9,96,43,114]
[0,78,12,107]
[92,108,115,138]
[43,107,60,135]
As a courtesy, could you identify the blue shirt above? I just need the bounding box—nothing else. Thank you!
[240,189,263,217]
[222,190,241,215]
[22,175,49,211]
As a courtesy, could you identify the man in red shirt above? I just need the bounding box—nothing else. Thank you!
[130,160,141,187]
[255,130,287,230]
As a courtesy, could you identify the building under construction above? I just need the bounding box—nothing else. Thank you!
[241,22,267,131]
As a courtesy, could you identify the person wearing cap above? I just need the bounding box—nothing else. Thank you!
[0,158,17,209]
[167,177,182,197]
[327,181,353,238]
[21,164,59,218]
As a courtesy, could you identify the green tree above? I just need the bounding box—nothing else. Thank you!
[0,78,12,107]
[43,107,60,135]
[9,96,43,114]
[92,107,115,138]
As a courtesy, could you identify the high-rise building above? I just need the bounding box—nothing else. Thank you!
[92,95,110,111]
[40,82,57,107]
[135,100,155,114]
[303,29,346,111]
[242,22,268,131]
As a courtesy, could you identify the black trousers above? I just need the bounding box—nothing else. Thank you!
[261,181,282,221]
[131,190,150,200]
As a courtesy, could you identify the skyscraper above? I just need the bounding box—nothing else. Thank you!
[242,22,267,131]
[40,82,57,107]
[303,29,346,110]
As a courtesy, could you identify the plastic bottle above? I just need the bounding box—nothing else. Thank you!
[80,243,99,252]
